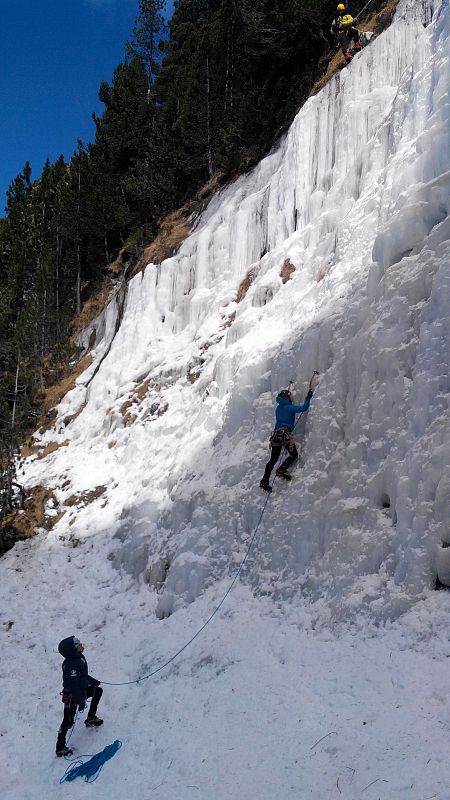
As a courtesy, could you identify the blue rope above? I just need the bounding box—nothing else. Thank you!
[60,740,122,783]
[101,490,272,686]
[96,388,314,688]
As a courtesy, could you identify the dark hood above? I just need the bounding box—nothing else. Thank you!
[58,636,79,659]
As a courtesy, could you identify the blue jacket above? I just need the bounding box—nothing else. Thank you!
[59,636,99,705]
[275,394,310,431]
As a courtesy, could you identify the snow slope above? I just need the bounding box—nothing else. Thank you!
[1,1,450,797]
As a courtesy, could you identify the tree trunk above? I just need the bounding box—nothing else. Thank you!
[55,226,62,339]
[40,288,47,392]
[225,26,235,111]
[206,57,213,178]
[104,224,110,264]
[76,242,82,315]
[11,356,20,429]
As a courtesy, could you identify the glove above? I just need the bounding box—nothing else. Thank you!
[306,390,313,400]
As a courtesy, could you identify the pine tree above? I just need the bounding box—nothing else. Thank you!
[63,143,102,314]
[4,164,33,322]
[126,0,167,101]
[91,59,154,255]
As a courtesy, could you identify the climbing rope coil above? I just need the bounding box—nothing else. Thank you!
[60,741,122,783]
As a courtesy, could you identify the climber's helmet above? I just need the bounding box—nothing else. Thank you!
[337,3,346,11]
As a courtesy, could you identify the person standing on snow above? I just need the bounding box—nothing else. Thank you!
[259,384,313,492]
[331,3,361,64]
[56,635,103,757]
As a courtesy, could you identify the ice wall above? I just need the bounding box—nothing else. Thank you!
[25,0,450,623]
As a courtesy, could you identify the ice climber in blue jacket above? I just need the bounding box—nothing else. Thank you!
[259,385,313,492]
[55,635,103,756]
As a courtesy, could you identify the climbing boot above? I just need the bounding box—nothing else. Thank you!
[353,41,362,51]
[276,468,292,481]
[344,49,353,63]
[259,478,272,493]
[85,715,103,727]
[56,743,73,757]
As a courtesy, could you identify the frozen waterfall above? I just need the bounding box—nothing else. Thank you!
[22,0,450,624]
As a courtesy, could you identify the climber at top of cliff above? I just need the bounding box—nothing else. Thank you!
[331,3,362,64]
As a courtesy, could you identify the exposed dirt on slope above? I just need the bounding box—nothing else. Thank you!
[131,173,226,277]
[0,485,63,556]
[236,268,257,303]
[69,279,115,339]
[280,259,296,284]
[65,485,107,508]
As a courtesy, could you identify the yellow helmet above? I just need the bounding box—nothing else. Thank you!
[337,3,346,10]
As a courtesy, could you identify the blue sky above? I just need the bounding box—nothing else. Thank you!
[0,0,173,215]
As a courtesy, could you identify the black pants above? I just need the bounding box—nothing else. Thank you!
[337,27,359,54]
[263,441,298,481]
[57,683,103,746]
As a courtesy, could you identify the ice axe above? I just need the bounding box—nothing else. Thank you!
[309,370,319,393]
[288,372,319,398]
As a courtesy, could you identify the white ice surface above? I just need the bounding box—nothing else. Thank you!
[1,0,450,797]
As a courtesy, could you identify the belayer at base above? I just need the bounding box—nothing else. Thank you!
[56,635,104,757]
[260,383,313,492]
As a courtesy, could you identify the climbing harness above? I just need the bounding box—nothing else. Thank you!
[269,427,291,447]
[60,691,73,707]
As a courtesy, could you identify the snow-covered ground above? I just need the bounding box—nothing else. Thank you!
[3,555,450,799]
[1,0,450,796]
